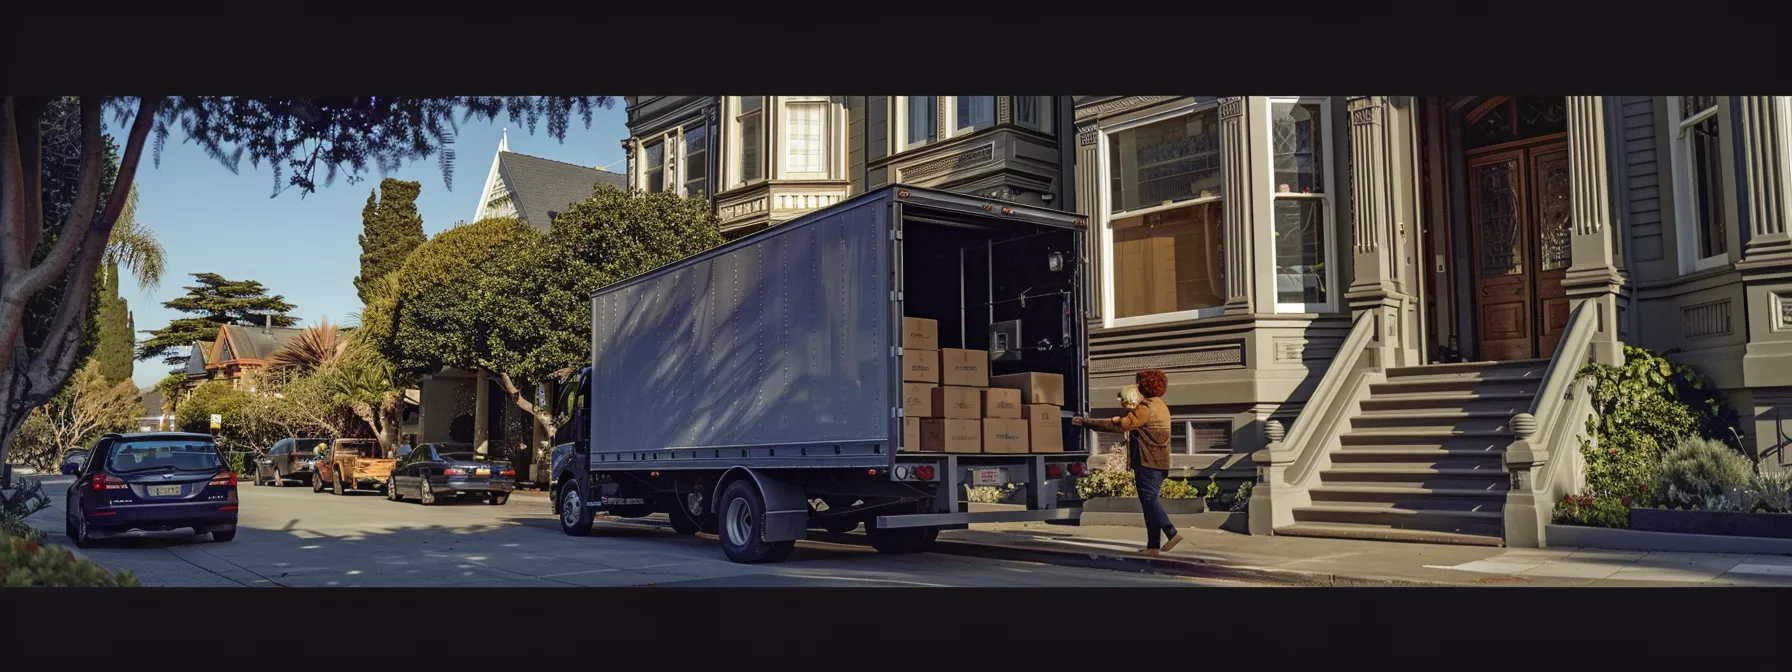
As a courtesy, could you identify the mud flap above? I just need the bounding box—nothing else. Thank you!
[715,468,809,543]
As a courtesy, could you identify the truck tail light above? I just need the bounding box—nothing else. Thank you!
[914,465,935,481]
[1046,464,1064,479]
[1068,462,1087,477]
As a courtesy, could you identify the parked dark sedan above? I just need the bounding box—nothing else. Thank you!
[59,448,90,475]
[64,432,239,548]
[253,437,332,486]
[387,443,515,505]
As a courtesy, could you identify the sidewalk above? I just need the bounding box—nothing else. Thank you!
[932,522,1792,587]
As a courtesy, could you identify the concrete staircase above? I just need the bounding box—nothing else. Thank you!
[1275,359,1548,547]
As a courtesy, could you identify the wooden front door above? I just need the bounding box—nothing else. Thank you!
[1464,97,1572,362]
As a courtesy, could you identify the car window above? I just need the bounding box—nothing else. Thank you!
[271,438,291,454]
[397,445,413,460]
[106,439,223,473]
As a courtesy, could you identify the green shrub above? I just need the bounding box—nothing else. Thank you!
[1659,436,1755,509]
[1579,346,1737,502]
[0,479,51,543]
[1076,470,1135,499]
[965,483,1017,504]
[1204,476,1222,501]
[1552,494,1632,528]
[1230,481,1254,512]
[1752,470,1792,513]
[1160,478,1201,499]
[0,533,139,587]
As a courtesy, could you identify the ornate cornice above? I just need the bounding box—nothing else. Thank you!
[1074,95,1177,121]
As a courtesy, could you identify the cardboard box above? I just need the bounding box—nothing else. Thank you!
[904,349,940,383]
[1022,404,1064,453]
[981,388,1022,419]
[990,372,1066,406]
[941,348,989,387]
[903,383,936,418]
[902,317,939,351]
[982,418,1030,454]
[904,417,923,451]
[921,419,981,453]
[933,386,981,420]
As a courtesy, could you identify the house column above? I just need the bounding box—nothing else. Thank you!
[1740,97,1792,264]
[621,138,637,192]
[1736,97,1792,460]
[1343,96,1421,367]
[1218,97,1257,315]
[1560,96,1628,367]
[474,369,490,456]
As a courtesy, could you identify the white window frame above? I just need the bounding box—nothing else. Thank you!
[1097,100,1229,329]
[781,96,832,180]
[1262,96,1340,314]
[894,96,938,151]
[731,96,766,188]
[681,123,708,199]
[1666,95,1733,274]
[946,96,996,138]
[641,137,668,193]
[1014,96,1052,132]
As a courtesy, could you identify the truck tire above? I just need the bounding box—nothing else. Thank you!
[559,480,595,536]
[669,510,702,535]
[717,480,795,564]
[866,524,939,555]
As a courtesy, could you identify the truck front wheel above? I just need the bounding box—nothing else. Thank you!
[559,480,595,537]
[866,524,939,555]
[717,481,794,564]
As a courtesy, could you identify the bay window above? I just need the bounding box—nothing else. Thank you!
[1015,96,1050,131]
[899,96,937,150]
[1669,95,1730,272]
[644,140,666,193]
[735,96,765,185]
[683,125,708,199]
[1268,98,1335,312]
[784,98,829,178]
[1101,104,1226,324]
[953,96,995,134]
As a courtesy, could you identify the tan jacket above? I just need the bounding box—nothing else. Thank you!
[1086,398,1172,471]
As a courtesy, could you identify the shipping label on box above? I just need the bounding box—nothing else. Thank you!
[903,317,939,351]
[981,388,1022,419]
[932,386,981,419]
[982,418,1030,454]
[904,349,940,383]
[990,372,1066,406]
[904,417,923,452]
[922,419,981,453]
[903,383,937,418]
[941,348,989,387]
[1022,404,1064,453]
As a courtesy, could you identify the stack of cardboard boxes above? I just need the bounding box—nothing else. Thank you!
[901,317,1066,454]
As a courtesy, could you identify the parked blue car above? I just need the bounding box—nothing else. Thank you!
[64,432,239,548]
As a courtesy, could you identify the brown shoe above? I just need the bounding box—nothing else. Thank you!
[1161,534,1185,553]
[1138,549,1161,557]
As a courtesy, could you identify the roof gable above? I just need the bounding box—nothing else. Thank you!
[495,151,626,230]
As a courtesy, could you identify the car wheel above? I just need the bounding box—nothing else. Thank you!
[212,526,236,542]
[64,510,77,538]
[332,476,345,496]
[311,474,325,493]
[72,509,96,549]
[419,479,436,506]
[272,473,283,487]
[717,480,795,564]
[488,493,508,506]
[559,480,594,537]
[387,479,403,502]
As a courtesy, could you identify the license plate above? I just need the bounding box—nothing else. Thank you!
[971,468,1003,487]
[475,468,490,476]
[149,485,182,497]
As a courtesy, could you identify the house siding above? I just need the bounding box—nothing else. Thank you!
[1622,96,1666,264]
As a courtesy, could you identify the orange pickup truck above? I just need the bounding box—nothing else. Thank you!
[310,439,396,496]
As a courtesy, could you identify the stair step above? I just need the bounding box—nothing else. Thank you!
[1310,485,1509,509]
[1386,359,1549,379]
[1273,523,1506,547]
[1329,448,1506,468]
[1340,434,1517,451]
[1370,378,1542,397]
[1319,466,1509,489]
[1292,505,1505,536]
[1360,394,1535,412]
[1342,428,1513,442]
[1350,414,1514,433]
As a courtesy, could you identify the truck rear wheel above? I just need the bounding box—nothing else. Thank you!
[866,524,939,555]
[669,492,714,535]
[559,480,595,537]
[717,481,794,564]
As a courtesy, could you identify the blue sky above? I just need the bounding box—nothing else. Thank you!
[108,104,631,389]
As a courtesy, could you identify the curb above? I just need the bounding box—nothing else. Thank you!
[926,537,1455,587]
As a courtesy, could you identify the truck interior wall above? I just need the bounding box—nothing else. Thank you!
[903,218,1086,453]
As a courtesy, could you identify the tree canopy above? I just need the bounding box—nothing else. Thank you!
[354,178,426,306]
[136,273,297,368]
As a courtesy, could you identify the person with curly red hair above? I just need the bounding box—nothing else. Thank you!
[1073,369,1182,555]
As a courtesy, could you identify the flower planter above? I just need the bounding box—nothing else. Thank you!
[1627,507,1792,539]
[1077,497,1248,532]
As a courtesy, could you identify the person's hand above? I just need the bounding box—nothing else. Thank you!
[1070,416,1085,427]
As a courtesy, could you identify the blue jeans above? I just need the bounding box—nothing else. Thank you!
[1133,467,1179,549]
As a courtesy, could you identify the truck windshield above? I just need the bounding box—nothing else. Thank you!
[107,440,223,473]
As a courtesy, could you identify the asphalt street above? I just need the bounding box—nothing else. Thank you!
[30,476,1239,587]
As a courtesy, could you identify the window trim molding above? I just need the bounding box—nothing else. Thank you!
[730,96,768,189]
[681,123,709,200]
[894,95,938,152]
[1262,96,1340,315]
[945,96,997,138]
[780,97,833,181]
[1097,100,1229,329]
[1666,95,1734,274]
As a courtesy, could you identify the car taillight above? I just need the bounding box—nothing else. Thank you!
[1068,462,1087,477]
[914,465,936,481]
[500,468,516,477]
[92,474,126,491]
[210,471,237,487]
[444,468,465,477]
[1046,464,1064,479]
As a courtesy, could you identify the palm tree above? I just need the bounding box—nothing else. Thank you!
[268,318,348,375]
[104,183,166,292]
[326,333,404,451]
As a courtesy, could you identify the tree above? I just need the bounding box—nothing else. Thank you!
[354,179,426,306]
[382,217,536,376]
[136,273,297,368]
[9,361,139,470]
[93,263,135,385]
[1,95,614,467]
[268,318,347,375]
[325,333,405,451]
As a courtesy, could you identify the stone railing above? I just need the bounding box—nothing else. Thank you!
[1249,311,1384,534]
[1501,300,1598,547]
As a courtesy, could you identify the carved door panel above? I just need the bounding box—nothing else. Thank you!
[1529,143,1572,359]
[1469,149,1534,361]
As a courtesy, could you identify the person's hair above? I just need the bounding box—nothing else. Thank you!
[1135,369,1168,398]
[1118,385,1144,409]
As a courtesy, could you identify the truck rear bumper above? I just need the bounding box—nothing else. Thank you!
[873,507,1081,529]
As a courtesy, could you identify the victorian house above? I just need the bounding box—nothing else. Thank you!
[1071,95,1792,549]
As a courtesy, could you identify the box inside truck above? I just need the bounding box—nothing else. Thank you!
[899,209,1084,454]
